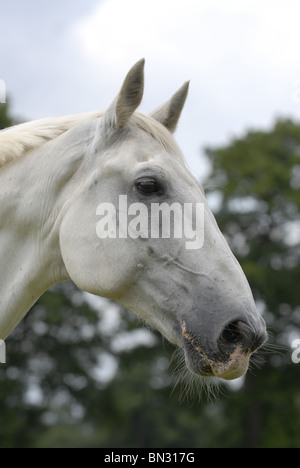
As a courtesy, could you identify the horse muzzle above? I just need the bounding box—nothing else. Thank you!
[181,316,268,380]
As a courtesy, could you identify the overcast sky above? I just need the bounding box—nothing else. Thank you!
[1,0,300,180]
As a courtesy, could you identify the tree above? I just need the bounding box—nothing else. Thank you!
[204,118,300,447]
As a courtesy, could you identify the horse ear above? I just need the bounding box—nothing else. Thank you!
[110,59,145,128]
[149,82,190,133]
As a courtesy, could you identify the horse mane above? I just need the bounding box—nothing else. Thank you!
[0,110,104,168]
[0,110,183,169]
[131,113,183,159]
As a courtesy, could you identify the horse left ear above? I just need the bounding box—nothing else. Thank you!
[102,59,145,129]
[112,59,145,128]
[149,81,190,133]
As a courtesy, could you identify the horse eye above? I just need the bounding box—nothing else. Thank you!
[137,179,160,194]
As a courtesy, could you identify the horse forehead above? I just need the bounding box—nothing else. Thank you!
[101,134,197,188]
[131,147,199,189]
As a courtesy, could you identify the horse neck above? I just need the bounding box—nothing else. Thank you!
[0,123,95,339]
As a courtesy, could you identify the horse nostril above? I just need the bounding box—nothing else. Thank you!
[221,321,244,346]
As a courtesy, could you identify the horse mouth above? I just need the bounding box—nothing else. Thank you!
[181,320,251,380]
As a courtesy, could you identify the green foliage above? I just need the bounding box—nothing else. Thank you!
[205,118,300,447]
[205,119,300,333]
[0,283,226,448]
[1,102,299,447]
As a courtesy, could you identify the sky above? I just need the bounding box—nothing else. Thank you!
[1,0,300,181]
[1,1,299,384]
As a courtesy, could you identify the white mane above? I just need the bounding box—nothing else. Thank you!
[0,110,183,169]
[0,110,104,168]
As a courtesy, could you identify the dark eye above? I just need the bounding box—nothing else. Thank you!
[136,179,160,194]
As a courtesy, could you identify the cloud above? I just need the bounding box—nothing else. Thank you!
[66,0,300,176]
[73,0,300,69]
[74,0,259,75]
[3,0,300,177]
[74,0,199,65]
[71,0,300,124]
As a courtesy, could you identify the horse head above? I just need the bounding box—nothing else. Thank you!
[59,59,267,381]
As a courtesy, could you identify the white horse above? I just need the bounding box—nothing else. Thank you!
[0,60,267,380]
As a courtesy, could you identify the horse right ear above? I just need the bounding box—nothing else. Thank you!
[103,59,145,129]
[149,81,190,133]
